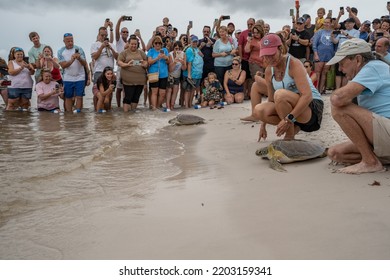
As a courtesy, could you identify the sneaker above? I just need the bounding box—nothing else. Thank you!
[73,109,81,113]
[98,109,106,113]
[52,109,60,114]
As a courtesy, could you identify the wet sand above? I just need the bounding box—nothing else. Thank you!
[1,96,390,259]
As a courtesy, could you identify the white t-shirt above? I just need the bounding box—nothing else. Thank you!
[57,46,86,82]
[90,41,116,72]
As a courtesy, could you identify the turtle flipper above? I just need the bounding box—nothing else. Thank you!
[270,158,287,172]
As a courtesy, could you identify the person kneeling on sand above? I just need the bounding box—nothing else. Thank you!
[253,34,323,140]
[326,38,390,174]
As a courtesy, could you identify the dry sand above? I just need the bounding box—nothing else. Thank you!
[65,95,390,260]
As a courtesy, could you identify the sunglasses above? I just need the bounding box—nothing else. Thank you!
[14,47,23,52]
[122,31,129,33]
[154,42,162,45]
[104,67,113,71]
[232,63,240,66]
[64,33,73,37]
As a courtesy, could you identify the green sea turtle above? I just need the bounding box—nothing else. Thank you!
[256,139,327,172]
[168,114,205,126]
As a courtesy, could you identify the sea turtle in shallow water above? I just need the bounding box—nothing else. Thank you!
[168,114,205,126]
[256,139,327,172]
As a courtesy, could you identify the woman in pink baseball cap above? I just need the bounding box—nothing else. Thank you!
[253,33,323,140]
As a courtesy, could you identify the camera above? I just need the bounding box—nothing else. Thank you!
[160,50,165,54]
[75,48,79,54]
[340,6,344,11]
[248,32,252,37]
[332,30,341,35]
[133,60,141,66]
[203,37,208,43]
[0,66,9,76]
[221,15,230,20]
[377,32,384,37]
[123,16,132,21]
[104,37,109,41]
[156,31,161,36]
[23,57,29,63]
[112,80,117,88]
[106,18,110,22]
[291,29,296,35]
[55,84,60,89]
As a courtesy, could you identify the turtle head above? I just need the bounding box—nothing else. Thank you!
[256,147,268,158]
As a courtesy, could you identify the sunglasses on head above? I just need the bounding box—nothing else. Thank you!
[14,47,23,52]
[104,66,113,71]
[64,33,73,37]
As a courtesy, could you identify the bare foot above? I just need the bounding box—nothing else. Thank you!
[336,161,386,174]
[240,115,257,122]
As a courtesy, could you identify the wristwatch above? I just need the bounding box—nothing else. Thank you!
[286,113,296,123]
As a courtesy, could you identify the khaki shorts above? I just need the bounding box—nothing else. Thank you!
[373,113,390,164]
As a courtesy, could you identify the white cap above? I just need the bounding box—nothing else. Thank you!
[327,38,372,65]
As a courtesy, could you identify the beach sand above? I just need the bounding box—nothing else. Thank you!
[55,95,390,260]
[1,95,390,260]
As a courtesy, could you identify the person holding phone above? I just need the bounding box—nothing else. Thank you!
[36,69,64,113]
[312,17,337,94]
[58,33,88,113]
[118,36,148,112]
[147,36,169,109]
[331,17,360,89]
[166,41,187,110]
[36,46,62,84]
[213,26,238,86]
[6,47,34,111]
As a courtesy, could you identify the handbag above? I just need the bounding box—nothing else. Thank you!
[147,72,159,83]
[147,54,160,83]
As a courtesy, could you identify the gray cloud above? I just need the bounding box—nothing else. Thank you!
[1,0,135,12]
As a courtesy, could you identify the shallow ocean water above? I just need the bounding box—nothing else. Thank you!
[0,88,202,259]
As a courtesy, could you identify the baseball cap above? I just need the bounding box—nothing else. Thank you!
[302,14,311,20]
[362,20,371,26]
[326,38,371,65]
[297,17,305,24]
[259,33,282,57]
[235,29,242,34]
[191,35,199,42]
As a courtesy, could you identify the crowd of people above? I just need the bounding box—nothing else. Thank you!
[1,3,390,174]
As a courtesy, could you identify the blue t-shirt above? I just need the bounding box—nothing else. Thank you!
[183,47,204,79]
[147,48,169,78]
[213,39,234,67]
[312,29,336,62]
[354,60,390,118]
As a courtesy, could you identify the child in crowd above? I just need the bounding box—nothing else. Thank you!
[201,72,223,109]
[314,7,326,32]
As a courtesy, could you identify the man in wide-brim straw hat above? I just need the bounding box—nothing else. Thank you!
[326,38,390,174]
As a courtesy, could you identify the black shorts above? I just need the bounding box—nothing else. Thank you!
[149,77,168,89]
[335,63,345,76]
[296,99,324,132]
[241,60,251,79]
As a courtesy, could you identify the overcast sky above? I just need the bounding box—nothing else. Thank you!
[0,0,388,60]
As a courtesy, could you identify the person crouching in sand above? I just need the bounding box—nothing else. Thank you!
[253,33,323,140]
[326,38,390,174]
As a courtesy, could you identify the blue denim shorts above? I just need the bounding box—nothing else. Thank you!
[63,80,85,99]
[8,88,32,99]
